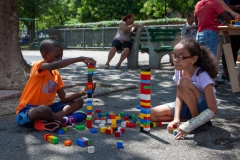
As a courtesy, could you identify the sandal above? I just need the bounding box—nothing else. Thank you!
[115,66,120,69]
[105,64,109,69]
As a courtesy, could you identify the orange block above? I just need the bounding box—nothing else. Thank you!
[44,134,52,141]
[64,140,72,146]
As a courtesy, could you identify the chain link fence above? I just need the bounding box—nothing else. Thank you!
[19,25,183,50]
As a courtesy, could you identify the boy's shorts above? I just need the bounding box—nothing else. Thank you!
[196,30,218,56]
[112,40,133,52]
[15,101,67,128]
[166,92,208,119]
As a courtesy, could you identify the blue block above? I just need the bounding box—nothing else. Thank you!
[173,130,178,136]
[136,105,140,109]
[140,80,151,83]
[117,120,122,124]
[98,113,102,117]
[58,129,64,134]
[140,108,150,114]
[87,102,92,106]
[90,128,98,134]
[87,90,93,94]
[76,138,86,147]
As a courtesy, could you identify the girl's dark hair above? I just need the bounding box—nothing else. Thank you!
[186,13,193,18]
[39,39,62,54]
[122,14,134,21]
[175,38,218,79]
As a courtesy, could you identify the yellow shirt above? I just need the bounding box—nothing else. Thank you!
[16,60,65,114]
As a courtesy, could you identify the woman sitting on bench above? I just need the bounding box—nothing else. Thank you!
[105,14,138,69]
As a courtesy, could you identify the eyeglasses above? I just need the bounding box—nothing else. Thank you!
[171,54,192,61]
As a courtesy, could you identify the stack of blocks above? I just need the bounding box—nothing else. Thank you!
[140,68,151,134]
[86,63,94,128]
[44,134,58,144]
[76,137,91,147]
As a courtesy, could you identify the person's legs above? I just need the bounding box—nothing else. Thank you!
[177,78,201,118]
[105,47,117,68]
[116,41,132,68]
[150,104,173,122]
[116,48,130,68]
[105,40,120,68]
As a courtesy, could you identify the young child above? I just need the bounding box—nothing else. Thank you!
[16,39,97,132]
[181,13,198,39]
[150,38,218,140]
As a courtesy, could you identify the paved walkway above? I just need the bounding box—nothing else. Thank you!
[0,50,240,160]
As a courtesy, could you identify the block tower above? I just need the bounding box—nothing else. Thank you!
[86,63,94,128]
[140,67,151,134]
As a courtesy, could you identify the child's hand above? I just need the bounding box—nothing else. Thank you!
[167,120,180,134]
[82,82,96,95]
[83,57,97,66]
[175,129,188,140]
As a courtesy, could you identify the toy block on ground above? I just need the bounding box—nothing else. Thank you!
[114,131,122,138]
[75,124,86,130]
[62,127,67,132]
[90,128,98,134]
[116,140,124,148]
[88,146,95,153]
[119,112,125,117]
[173,129,178,136]
[126,122,137,128]
[64,140,72,146]
[121,122,126,127]
[58,129,65,134]
[105,127,113,135]
[44,134,58,144]
[76,137,91,147]
[95,108,101,113]
[100,127,107,133]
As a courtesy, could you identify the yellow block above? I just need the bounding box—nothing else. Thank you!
[100,127,107,133]
[47,135,55,143]
[140,71,151,75]
[115,116,121,120]
[140,102,150,106]
[86,106,92,110]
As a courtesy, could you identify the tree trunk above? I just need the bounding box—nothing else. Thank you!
[0,0,30,90]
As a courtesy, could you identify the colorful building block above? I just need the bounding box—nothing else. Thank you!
[88,146,95,153]
[90,128,98,134]
[75,125,86,130]
[64,140,72,146]
[116,140,124,148]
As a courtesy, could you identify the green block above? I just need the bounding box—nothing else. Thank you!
[62,127,67,132]
[51,137,59,144]
[102,113,107,117]
[144,122,151,126]
[136,120,140,125]
[131,115,136,120]
[120,112,125,117]
[75,125,86,130]
[144,86,151,89]
[88,139,91,146]
[86,118,92,120]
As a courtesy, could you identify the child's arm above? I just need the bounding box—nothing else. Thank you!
[167,91,183,133]
[219,11,232,22]
[57,82,96,103]
[39,57,96,71]
[176,84,217,140]
[217,0,240,18]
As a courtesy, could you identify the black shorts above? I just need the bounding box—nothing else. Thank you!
[112,40,133,51]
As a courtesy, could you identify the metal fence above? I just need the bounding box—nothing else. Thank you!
[19,24,184,50]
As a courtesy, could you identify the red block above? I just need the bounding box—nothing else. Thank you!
[173,125,177,129]
[158,122,162,127]
[86,120,92,128]
[140,84,151,94]
[144,117,150,121]
[44,134,52,141]
[87,82,93,85]
[120,127,125,134]
[105,128,112,135]
[126,123,137,128]
[114,131,121,137]
[95,109,101,113]
[62,123,66,127]
[124,116,129,120]
[140,105,151,109]
[94,117,100,121]
[140,99,151,103]
[140,74,151,80]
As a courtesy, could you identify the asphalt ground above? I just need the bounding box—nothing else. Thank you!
[0,50,240,160]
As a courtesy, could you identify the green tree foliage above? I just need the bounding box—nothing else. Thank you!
[76,0,145,22]
[168,0,199,17]
[140,0,166,18]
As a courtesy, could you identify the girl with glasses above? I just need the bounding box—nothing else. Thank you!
[150,38,218,140]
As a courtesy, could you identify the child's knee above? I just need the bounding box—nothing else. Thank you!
[75,98,84,109]
[177,78,191,90]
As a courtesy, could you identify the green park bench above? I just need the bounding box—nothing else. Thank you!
[145,28,181,68]
[117,27,181,69]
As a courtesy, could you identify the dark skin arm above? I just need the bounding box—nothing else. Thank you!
[39,57,96,71]
[57,82,96,103]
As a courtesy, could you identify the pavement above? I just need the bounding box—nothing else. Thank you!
[0,50,240,160]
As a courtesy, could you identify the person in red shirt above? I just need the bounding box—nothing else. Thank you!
[16,39,96,132]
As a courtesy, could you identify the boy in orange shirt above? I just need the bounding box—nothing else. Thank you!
[16,39,97,132]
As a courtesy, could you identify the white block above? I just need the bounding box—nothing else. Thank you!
[99,123,105,127]
[88,146,95,153]
[107,119,112,124]
[101,120,106,124]
[95,120,101,124]
[140,94,151,100]
[121,122,126,127]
